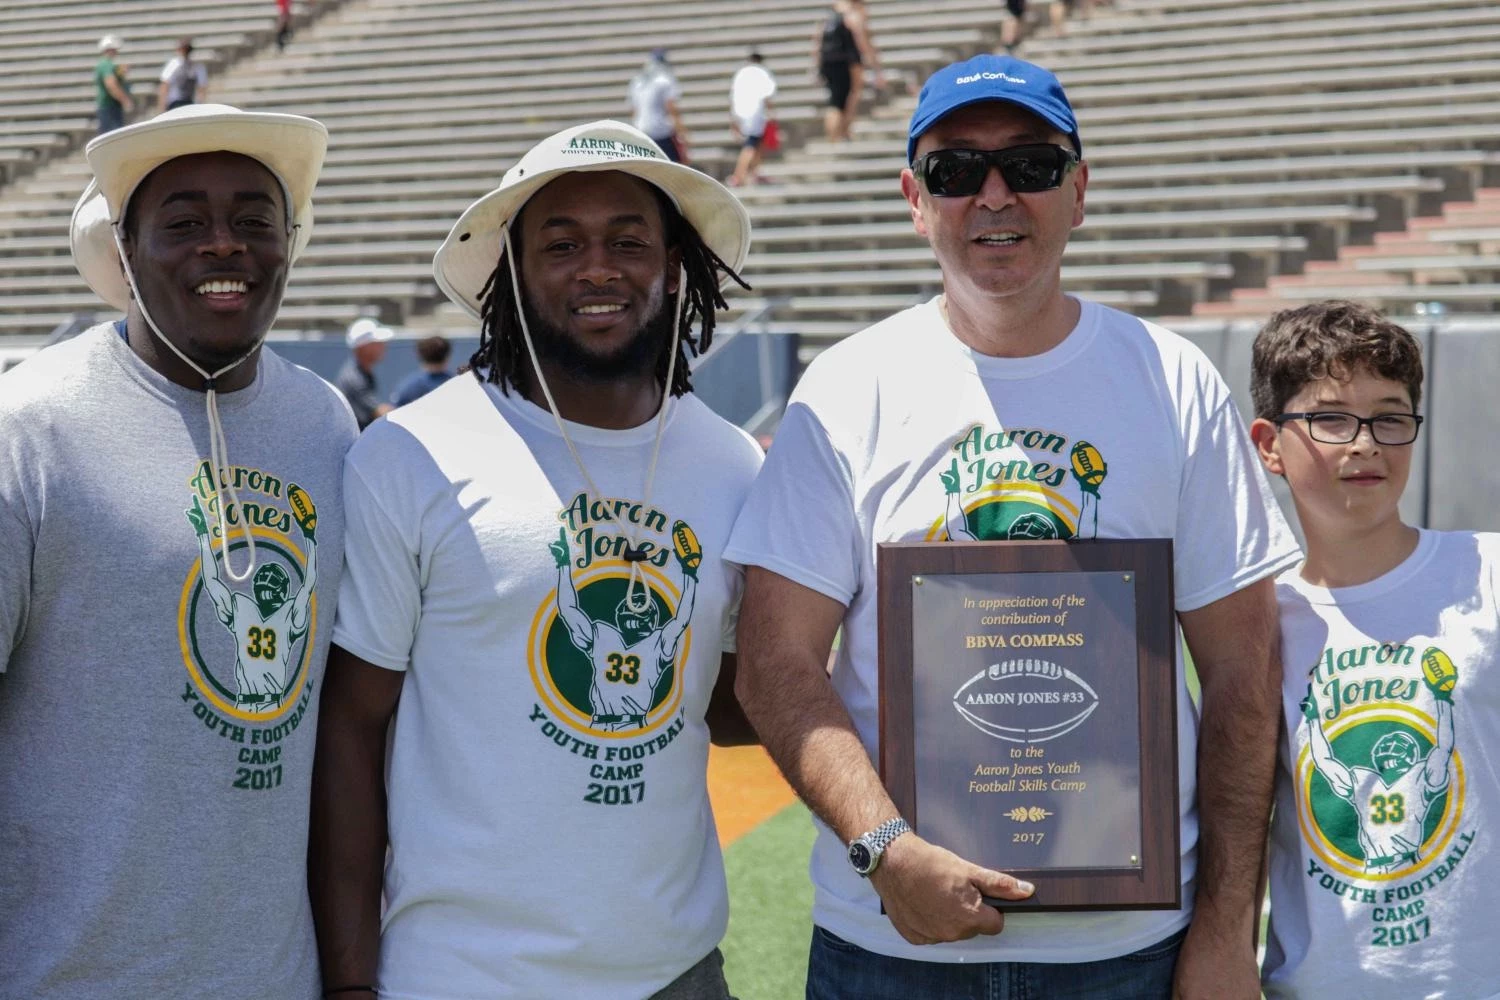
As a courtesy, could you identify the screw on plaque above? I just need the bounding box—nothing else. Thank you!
[1122,574,1132,582]
[1130,854,1140,865]
[914,577,924,586]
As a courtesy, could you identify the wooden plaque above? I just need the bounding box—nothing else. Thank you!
[877,539,1179,910]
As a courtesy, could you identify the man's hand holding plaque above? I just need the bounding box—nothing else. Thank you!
[869,833,1035,944]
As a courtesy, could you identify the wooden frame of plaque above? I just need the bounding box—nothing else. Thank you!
[878,539,1179,910]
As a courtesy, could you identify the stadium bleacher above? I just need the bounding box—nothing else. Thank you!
[0,0,1495,360]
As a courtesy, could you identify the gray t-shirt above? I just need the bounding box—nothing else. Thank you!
[0,324,357,999]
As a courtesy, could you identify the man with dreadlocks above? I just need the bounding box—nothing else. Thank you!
[309,121,762,1000]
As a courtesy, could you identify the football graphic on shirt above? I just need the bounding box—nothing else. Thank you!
[1006,511,1060,540]
[1421,646,1457,694]
[671,520,702,571]
[1070,441,1107,492]
[287,482,318,533]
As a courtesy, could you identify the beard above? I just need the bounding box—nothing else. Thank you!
[520,290,676,384]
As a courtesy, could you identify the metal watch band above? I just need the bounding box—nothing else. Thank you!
[867,817,911,853]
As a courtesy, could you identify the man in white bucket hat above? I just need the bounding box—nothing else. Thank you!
[309,120,760,1000]
[0,103,356,997]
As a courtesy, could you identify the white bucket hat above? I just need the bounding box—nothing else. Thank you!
[433,119,751,321]
[67,103,327,588]
[97,35,123,53]
[70,102,327,311]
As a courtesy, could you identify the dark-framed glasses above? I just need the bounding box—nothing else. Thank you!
[913,144,1080,197]
[1273,411,1424,446]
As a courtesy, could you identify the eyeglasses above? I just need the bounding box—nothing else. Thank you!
[1273,411,1424,446]
[913,144,1080,198]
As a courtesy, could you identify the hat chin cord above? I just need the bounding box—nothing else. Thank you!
[502,225,684,616]
[112,225,278,584]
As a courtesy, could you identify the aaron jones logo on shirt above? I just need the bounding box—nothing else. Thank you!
[1298,641,1475,951]
[176,461,320,791]
[525,491,702,807]
[931,423,1109,542]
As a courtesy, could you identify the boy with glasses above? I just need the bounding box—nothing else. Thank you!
[724,53,1298,999]
[1250,300,1499,998]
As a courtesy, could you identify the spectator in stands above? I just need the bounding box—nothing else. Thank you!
[308,118,759,1000]
[94,35,133,135]
[729,50,777,187]
[338,318,395,429]
[0,103,353,999]
[275,0,294,51]
[158,38,208,113]
[725,52,1297,1000]
[630,48,689,164]
[390,335,453,407]
[813,0,883,142]
[998,0,1029,52]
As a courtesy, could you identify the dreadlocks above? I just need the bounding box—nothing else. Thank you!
[468,187,749,398]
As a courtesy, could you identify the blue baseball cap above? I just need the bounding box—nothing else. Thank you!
[907,54,1081,163]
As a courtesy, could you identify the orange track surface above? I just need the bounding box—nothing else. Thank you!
[708,745,798,846]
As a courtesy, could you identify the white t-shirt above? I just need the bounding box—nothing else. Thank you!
[630,68,681,140]
[729,63,776,136]
[158,56,207,104]
[1264,530,1500,1000]
[332,375,762,1000]
[724,296,1300,963]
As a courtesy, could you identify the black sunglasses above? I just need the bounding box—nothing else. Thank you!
[913,144,1081,197]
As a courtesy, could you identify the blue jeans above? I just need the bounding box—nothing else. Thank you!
[97,102,125,136]
[806,925,1186,1000]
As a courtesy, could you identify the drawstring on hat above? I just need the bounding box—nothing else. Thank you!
[110,224,282,583]
[502,225,684,615]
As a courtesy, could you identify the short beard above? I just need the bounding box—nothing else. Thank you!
[519,291,675,384]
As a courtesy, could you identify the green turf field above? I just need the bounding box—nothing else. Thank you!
[722,804,816,1000]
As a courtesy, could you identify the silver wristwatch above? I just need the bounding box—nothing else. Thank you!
[847,818,912,877]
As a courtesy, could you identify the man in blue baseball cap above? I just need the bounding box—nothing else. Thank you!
[725,53,1294,999]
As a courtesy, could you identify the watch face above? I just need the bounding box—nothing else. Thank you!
[848,842,874,873]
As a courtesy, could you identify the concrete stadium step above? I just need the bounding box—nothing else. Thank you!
[1035,6,1500,66]
[757,149,1500,186]
[1038,20,1500,80]
[735,176,1441,213]
[1351,255,1500,279]
[744,237,1305,271]
[838,98,1500,146]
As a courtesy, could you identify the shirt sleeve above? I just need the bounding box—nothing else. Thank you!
[1173,396,1301,612]
[0,463,31,673]
[159,58,176,83]
[719,559,743,654]
[331,455,422,671]
[723,399,862,606]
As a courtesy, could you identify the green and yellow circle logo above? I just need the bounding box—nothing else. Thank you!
[176,529,315,724]
[1297,704,1465,881]
[927,484,1079,541]
[527,562,688,739]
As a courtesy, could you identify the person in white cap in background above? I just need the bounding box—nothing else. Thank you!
[0,103,356,998]
[94,34,133,135]
[337,317,394,430]
[309,120,760,1000]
